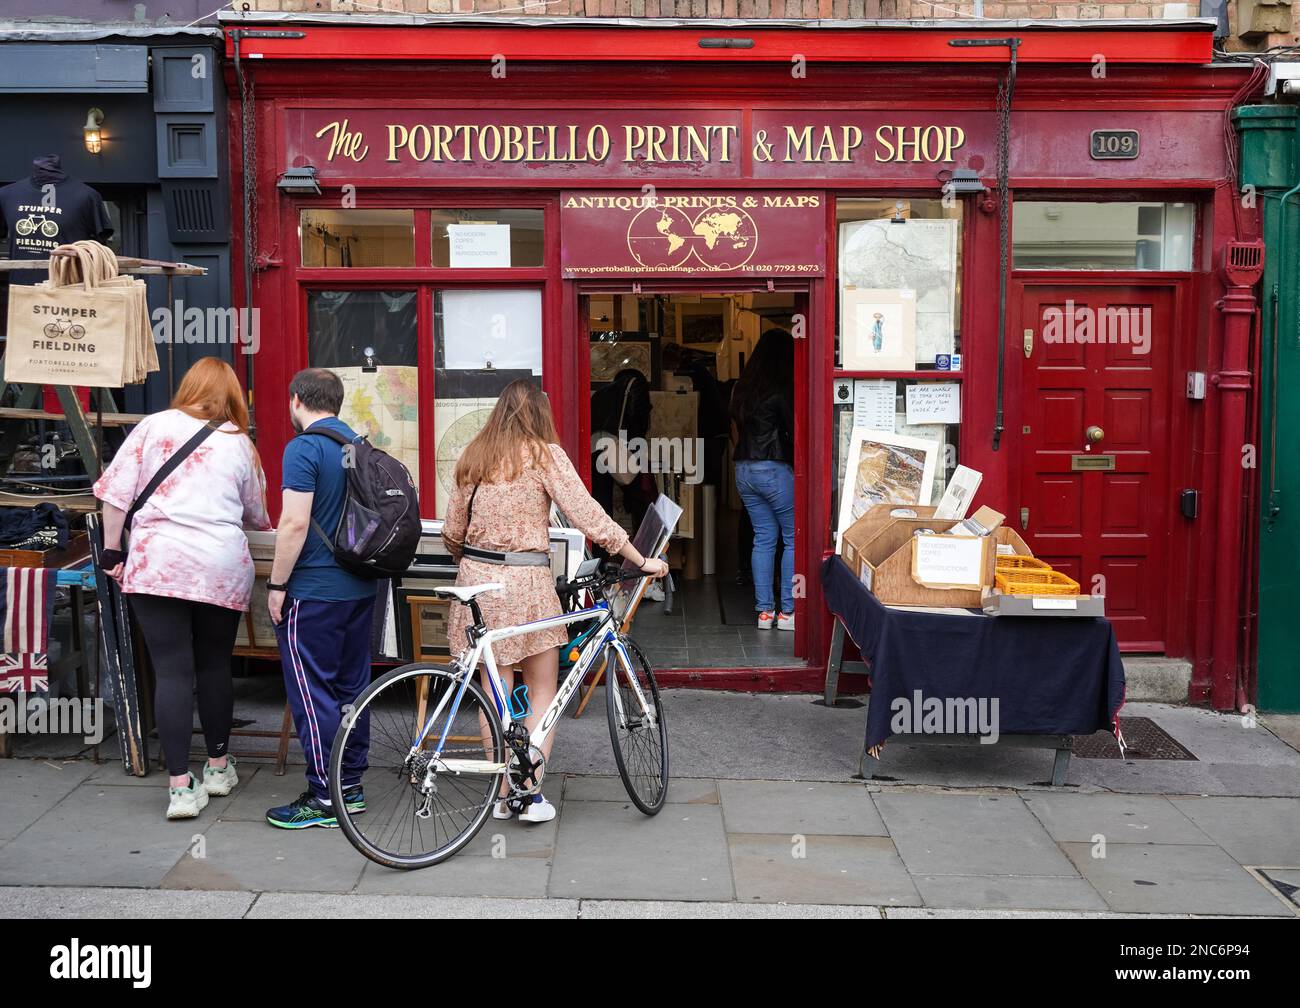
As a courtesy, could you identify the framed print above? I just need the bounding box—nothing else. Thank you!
[836,426,938,540]
[405,595,452,660]
[840,288,917,371]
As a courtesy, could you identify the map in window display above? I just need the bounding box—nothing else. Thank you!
[335,366,420,484]
[627,206,758,271]
[838,218,957,364]
[434,397,498,517]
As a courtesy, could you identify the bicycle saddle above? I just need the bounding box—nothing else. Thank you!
[432,583,503,603]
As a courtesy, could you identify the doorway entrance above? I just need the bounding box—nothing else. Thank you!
[1015,281,1178,651]
[582,290,806,671]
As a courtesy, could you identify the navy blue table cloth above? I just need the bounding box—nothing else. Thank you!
[822,556,1125,749]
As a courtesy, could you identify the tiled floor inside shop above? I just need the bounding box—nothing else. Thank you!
[632,574,796,669]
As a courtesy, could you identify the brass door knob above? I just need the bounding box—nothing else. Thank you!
[1085,425,1105,444]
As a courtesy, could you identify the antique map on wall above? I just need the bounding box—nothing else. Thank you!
[434,397,498,517]
[335,366,421,483]
[838,218,958,365]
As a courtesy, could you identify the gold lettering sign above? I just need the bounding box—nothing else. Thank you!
[310,117,967,168]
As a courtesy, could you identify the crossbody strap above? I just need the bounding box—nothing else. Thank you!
[124,420,219,539]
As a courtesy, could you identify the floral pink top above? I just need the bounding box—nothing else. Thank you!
[93,408,271,611]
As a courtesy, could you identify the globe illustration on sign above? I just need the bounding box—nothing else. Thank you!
[626,204,760,271]
[690,207,758,270]
[627,207,695,269]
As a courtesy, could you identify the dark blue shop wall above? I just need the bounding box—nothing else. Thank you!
[0,60,232,414]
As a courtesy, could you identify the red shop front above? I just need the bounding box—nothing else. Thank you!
[223,14,1257,704]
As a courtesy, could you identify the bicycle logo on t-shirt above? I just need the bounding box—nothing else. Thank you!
[14,214,60,238]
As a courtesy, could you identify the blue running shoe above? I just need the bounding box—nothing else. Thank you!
[342,784,365,814]
[266,791,337,829]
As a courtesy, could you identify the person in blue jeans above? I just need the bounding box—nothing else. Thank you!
[264,368,377,829]
[731,329,796,631]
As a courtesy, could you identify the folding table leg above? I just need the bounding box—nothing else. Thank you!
[824,619,846,707]
[1050,746,1071,787]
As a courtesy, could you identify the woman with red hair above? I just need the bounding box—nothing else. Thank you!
[95,357,270,819]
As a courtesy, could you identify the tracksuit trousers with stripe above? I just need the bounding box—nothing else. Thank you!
[275,596,374,802]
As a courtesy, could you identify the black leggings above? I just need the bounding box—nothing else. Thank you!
[127,594,241,776]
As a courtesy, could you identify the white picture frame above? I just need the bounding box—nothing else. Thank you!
[840,288,918,371]
[836,426,938,541]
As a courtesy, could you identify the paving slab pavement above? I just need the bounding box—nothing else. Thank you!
[1061,842,1288,916]
[3,691,1300,917]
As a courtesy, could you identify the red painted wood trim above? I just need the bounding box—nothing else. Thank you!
[225,25,1213,65]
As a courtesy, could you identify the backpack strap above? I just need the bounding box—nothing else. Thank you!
[295,425,361,549]
[123,420,219,543]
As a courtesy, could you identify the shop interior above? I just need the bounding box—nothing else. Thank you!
[586,291,800,670]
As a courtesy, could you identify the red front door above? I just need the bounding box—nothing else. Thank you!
[1016,282,1175,650]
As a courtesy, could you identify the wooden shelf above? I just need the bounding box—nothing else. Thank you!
[0,406,145,427]
[0,491,98,513]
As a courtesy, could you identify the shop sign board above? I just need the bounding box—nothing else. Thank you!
[559,189,826,277]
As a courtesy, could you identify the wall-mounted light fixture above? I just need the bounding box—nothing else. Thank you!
[943,168,988,196]
[84,108,105,154]
[277,165,321,195]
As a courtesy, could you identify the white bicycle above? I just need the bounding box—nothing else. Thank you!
[330,558,668,869]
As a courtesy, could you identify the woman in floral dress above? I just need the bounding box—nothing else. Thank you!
[442,380,668,823]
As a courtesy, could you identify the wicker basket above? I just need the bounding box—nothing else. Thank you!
[995,554,1051,572]
[994,569,1082,597]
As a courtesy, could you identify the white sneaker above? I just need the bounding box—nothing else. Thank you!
[492,800,513,820]
[167,773,209,820]
[756,611,775,630]
[518,795,556,823]
[203,755,238,796]
[777,612,795,632]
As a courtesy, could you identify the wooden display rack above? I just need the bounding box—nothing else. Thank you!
[0,255,206,773]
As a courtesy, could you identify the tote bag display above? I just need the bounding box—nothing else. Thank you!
[4,241,157,388]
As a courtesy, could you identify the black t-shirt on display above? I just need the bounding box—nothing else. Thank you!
[0,170,113,286]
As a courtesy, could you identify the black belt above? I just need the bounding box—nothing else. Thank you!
[462,545,551,567]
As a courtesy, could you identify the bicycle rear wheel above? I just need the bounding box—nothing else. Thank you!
[605,635,668,814]
[330,662,505,869]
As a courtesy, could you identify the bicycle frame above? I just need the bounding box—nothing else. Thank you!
[409,594,656,782]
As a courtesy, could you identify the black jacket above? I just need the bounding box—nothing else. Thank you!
[733,389,793,464]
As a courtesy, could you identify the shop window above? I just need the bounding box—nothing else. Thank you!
[430,208,544,268]
[299,209,415,267]
[835,198,963,372]
[432,287,543,516]
[306,289,421,484]
[1012,201,1194,271]
[832,378,961,530]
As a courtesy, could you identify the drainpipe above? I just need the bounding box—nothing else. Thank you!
[1211,255,1261,710]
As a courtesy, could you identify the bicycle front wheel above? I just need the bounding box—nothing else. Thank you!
[330,662,505,870]
[605,635,668,815]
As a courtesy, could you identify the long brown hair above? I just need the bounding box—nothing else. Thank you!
[454,379,558,486]
[172,356,252,433]
[171,356,266,488]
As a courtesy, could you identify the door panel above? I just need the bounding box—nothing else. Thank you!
[1018,283,1173,650]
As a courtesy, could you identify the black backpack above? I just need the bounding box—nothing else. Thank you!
[297,426,422,579]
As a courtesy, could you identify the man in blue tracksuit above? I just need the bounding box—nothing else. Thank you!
[265,367,376,829]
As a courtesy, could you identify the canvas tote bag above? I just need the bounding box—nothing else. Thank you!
[4,241,154,388]
[49,242,157,384]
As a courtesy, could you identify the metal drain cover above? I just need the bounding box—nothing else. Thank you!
[1070,716,1197,760]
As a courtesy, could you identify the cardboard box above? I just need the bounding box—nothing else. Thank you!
[841,505,1035,608]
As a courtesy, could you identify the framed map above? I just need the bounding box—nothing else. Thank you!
[838,218,958,365]
[335,366,420,484]
[434,397,497,517]
[835,426,937,541]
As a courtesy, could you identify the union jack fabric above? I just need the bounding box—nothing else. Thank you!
[0,651,48,694]
[0,566,55,693]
